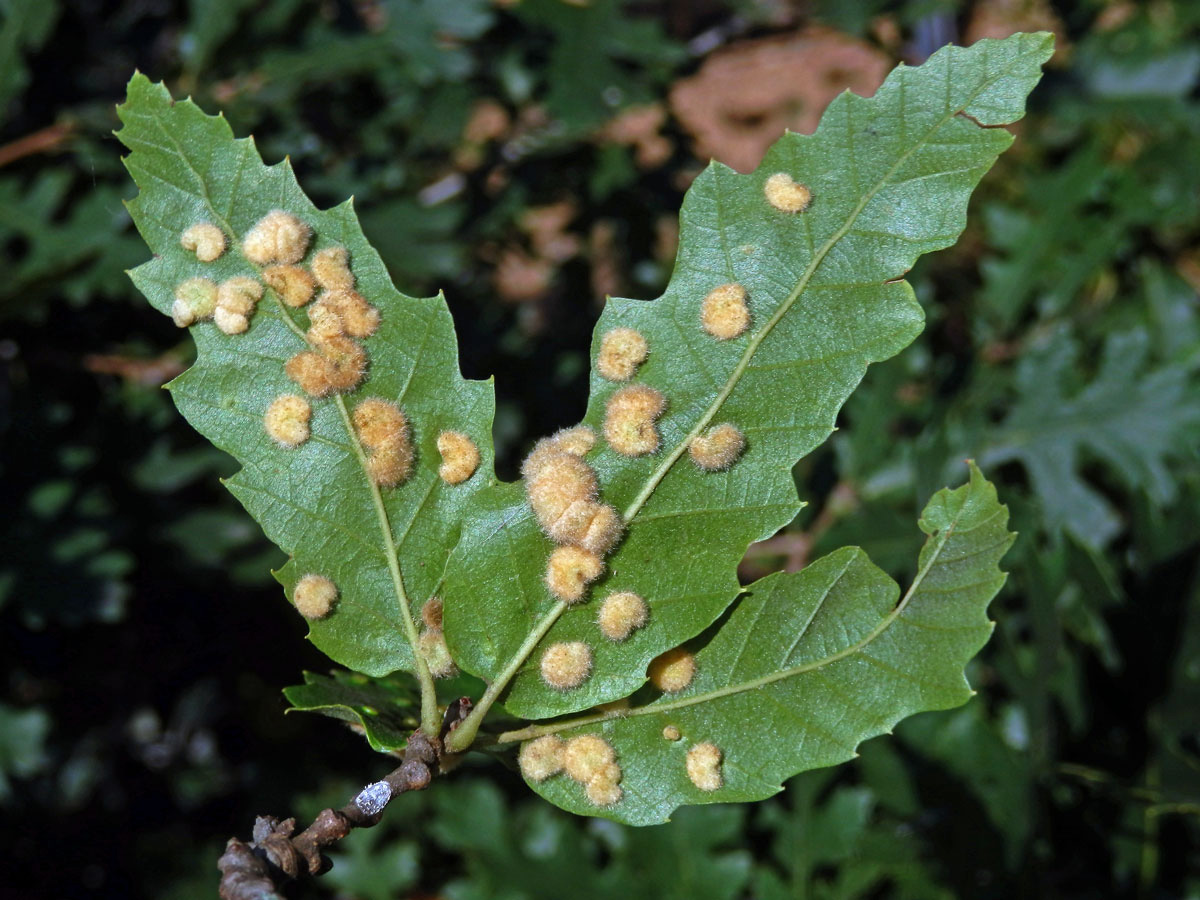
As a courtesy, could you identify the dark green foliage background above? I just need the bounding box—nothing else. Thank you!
[1,1,1197,898]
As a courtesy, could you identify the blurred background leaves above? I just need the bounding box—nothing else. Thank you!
[0,0,1197,897]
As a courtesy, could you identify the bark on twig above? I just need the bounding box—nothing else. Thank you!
[216,730,439,900]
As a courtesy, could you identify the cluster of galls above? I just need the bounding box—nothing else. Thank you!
[175,211,480,641]
[518,732,624,808]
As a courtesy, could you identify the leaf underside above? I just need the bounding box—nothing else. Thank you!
[443,33,1051,720]
[117,74,497,678]
[528,463,1014,825]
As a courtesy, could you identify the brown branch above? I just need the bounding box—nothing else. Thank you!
[216,729,440,900]
[0,122,75,169]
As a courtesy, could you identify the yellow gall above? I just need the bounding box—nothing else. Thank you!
[171,277,218,327]
[437,431,480,485]
[596,591,648,641]
[548,500,623,556]
[294,573,338,620]
[649,647,696,693]
[311,246,355,291]
[764,172,812,213]
[526,453,598,531]
[264,394,312,448]
[421,597,443,629]
[686,741,723,792]
[662,725,682,741]
[241,210,312,265]
[418,628,457,678]
[540,640,593,690]
[701,283,750,340]
[585,768,623,807]
[518,735,565,782]
[562,734,616,783]
[604,384,666,456]
[353,398,413,488]
[313,289,380,339]
[263,265,316,308]
[688,423,746,471]
[180,222,226,262]
[596,327,649,382]
[285,350,336,398]
[545,546,605,604]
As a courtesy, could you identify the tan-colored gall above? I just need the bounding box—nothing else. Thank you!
[520,426,596,480]
[562,734,616,783]
[263,265,316,308]
[686,741,723,791]
[214,276,265,334]
[217,276,265,315]
[312,289,380,339]
[604,384,666,456]
[597,591,648,641]
[437,431,480,485]
[421,597,443,629]
[649,647,696,693]
[547,500,624,556]
[285,350,337,398]
[518,735,565,782]
[294,573,338,620]
[318,334,369,393]
[214,307,249,335]
[585,767,623,807]
[242,210,312,265]
[596,327,649,382]
[764,172,812,214]
[311,246,355,291]
[264,394,312,448]
[701,282,750,340]
[688,423,746,471]
[662,725,682,741]
[526,453,598,530]
[418,628,457,678]
[540,640,593,690]
[180,222,226,262]
[352,398,405,448]
[545,546,605,604]
[353,398,413,488]
[171,277,218,327]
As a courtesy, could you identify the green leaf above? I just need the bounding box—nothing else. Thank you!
[445,34,1051,722]
[981,326,1200,548]
[518,462,1014,825]
[282,671,420,753]
[116,75,496,690]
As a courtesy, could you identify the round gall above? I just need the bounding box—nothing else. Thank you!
[180,222,226,262]
[649,647,696,693]
[764,172,812,213]
[540,641,593,690]
[294,573,338,620]
[597,591,648,641]
[596,327,649,382]
[701,283,750,340]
